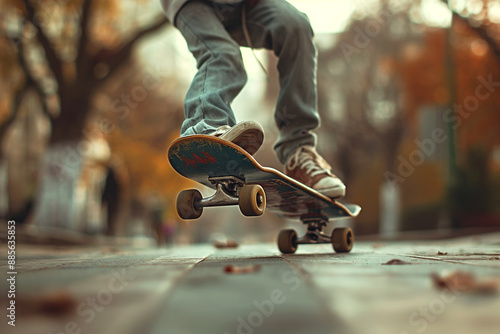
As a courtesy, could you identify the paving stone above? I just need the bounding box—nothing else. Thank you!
[1,236,499,334]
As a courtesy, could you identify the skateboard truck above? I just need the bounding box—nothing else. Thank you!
[297,215,331,244]
[199,176,244,207]
[176,176,266,219]
[277,211,354,254]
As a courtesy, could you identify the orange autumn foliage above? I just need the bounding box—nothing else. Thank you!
[107,128,195,215]
[400,23,500,161]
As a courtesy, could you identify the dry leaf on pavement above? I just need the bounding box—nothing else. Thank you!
[431,271,498,295]
[224,264,261,274]
[382,259,411,265]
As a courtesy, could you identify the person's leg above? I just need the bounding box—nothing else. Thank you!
[228,0,319,164]
[174,1,247,136]
[228,0,345,198]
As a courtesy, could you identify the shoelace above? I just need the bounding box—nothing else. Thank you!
[241,5,270,83]
[211,125,232,136]
[287,147,332,177]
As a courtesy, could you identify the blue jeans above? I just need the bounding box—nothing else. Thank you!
[175,0,320,164]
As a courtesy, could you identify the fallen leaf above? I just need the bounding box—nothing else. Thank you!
[39,292,77,315]
[431,271,499,295]
[224,264,261,274]
[213,240,239,249]
[382,259,411,265]
[437,251,448,255]
[16,290,77,316]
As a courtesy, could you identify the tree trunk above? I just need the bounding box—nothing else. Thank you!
[33,142,85,229]
[32,85,94,229]
[50,87,92,144]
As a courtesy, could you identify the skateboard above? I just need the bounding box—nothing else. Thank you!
[168,135,361,254]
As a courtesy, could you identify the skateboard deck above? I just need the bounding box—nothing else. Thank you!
[168,135,361,254]
[168,135,361,219]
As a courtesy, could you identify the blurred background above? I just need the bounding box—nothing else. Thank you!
[1,0,500,246]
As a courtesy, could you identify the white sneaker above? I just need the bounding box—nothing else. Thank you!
[208,121,264,156]
[284,146,346,198]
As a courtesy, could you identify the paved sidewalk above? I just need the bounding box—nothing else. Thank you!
[1,233,499,334]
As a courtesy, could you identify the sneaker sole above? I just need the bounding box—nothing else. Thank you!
[316,185,346,199]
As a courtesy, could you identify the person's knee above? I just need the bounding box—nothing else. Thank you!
[277,10,313,39]
[269,10,313,55]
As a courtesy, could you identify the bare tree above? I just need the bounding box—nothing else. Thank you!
[2,0,169,228]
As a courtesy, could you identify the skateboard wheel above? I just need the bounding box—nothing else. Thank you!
[331,227,353,253]
[278,229,298,254]
[176,189,203,219]
[239,185,266,216]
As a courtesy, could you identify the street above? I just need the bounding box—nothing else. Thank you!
[2,233,500,334]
